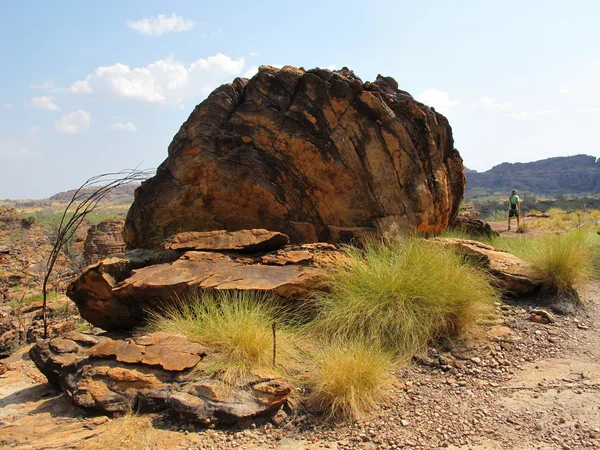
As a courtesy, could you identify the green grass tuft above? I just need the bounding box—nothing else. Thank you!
[528,231,592,298]
[145,290,300,381]
[310,236,496,357]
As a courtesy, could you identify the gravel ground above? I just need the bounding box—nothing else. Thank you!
[1,286,599,450]
[173,284,600,450]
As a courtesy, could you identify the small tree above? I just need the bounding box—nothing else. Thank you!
[42,169,153,338]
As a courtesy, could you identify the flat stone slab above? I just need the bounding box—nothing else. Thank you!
[433,238,543,297]
[165,229,289,253]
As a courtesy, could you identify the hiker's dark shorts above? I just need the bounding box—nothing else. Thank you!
[509,209,519,218]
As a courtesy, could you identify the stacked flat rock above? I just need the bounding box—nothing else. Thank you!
[30,331,291,424]
[123,65,465,249]
[67,229,343,330]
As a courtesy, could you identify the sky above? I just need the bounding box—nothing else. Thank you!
[1,0,599,199]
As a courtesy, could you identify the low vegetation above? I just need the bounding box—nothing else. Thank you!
[307,339,393,421]
[146,291,301,381]
[78,412,158,450]
[497,230,594,299]
[309,236,496,358]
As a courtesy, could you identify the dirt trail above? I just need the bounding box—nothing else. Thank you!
[1,285,599,449]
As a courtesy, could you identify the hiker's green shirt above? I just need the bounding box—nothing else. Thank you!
[509,195,520,209]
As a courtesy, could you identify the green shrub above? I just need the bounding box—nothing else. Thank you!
[310,236,496,357]
[146,290,300,381]
[307,339,393,421]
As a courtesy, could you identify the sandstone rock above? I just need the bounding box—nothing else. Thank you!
[432,238,543,297]
[30,332,291,425]
[448,216,499,239]
[531,308,556,324]
[83,219,126,266]
[123,66,464,249]
[165,229,289,252]
[67,244,341,331]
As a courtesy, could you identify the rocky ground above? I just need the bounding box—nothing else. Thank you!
[1,283,599,449]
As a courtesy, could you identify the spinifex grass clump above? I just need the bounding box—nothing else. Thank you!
[311,236,496,357]
[146,290,299,380]
[307,339,393,421]
[527,230,593,299]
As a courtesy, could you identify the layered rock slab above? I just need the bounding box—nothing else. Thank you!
[123,65,465,249]
[67,242,341,331]
[165,229,289,252]
[30,331,291,425]
[433,238,543,297]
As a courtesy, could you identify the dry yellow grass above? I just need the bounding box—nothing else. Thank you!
[307,339,393,422]
[78,413,158,450]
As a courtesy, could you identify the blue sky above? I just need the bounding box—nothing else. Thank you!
[1,0,599,199]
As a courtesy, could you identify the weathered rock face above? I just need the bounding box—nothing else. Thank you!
[30,331,291,425]
[448,216,499,239]
[67,240,342,331]
[433,238,543,297]
[165,229,289,252]
[123,66,464,249]
[83,219,126,266]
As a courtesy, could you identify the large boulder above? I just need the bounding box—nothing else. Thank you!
[30,331,291,425]
[66,239,342,331]
[123,66,464,249]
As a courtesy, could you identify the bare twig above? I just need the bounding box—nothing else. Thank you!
[42,168,154,338]
[272,321,277,367]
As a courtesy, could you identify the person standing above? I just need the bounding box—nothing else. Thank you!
[507,189,521,231]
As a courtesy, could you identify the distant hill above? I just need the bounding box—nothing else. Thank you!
[49,184,138,204]
[465,154,600,197]
[0,184,139,210]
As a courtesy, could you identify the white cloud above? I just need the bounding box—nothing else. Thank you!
[242,65,259,78]
[326,64,337,71]
[30,95,60,111]
[417,89,458,113]
[471,96,514,112]
[0,147,43,160]
[55,110,91,134]
[71,53,245,105]
[70,77,92,93]
[559,83,569,94]
[28,125,40,134]
[126,14,194,36]
[30,80,55,89]
[248,52,259,56]
[3,103,11,108]
[577,107,600,113]
[110,122,138,132]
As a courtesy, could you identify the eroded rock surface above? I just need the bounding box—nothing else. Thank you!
[449,216,499,239]
[30,332,291,425]
[83,219,127,266]
[165,229,289,252]
[433,237,543,297]
[67,241,342,331]
[123,65,464,249]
